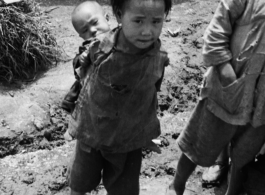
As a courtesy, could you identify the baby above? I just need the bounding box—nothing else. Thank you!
[72,1,110,40]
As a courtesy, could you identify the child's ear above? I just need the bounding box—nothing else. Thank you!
[104,13,109,22]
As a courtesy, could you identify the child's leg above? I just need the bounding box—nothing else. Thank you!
[166,153,197,195]
[225,124,265,195]
[225,162,244,195]
[68,141,103,195]
[102,148,142,195]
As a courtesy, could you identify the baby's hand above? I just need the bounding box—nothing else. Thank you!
[258,142,265,155]
[217,62,237,87]
[79,50,89,65]
[145,140,161,154]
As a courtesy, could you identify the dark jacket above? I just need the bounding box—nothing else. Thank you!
[68,27,169,153]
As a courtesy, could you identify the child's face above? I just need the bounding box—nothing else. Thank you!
[116,0,165,53]
[74,5,110,40]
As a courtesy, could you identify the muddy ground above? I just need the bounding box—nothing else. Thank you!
[0,0,229,194]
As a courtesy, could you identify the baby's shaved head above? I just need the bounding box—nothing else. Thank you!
[71,0,109,40]
[72,1,104,32]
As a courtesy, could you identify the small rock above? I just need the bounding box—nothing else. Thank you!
[43,130,52,141]
[51,118,60,124]
[1,119,7,127]
[33,117,45,130]
[161,137,170,147]
[39,138,51,149]
[22,175,35,184]
[165,167,175,176]
[172,133,180,139]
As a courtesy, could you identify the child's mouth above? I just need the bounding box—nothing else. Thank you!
[138,39,153,44]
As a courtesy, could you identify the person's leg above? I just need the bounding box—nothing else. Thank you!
[225,124,265,195]
[166,153,197,195]
[68,141,103,195]
[225,162,244,195]
[103,148,142,195]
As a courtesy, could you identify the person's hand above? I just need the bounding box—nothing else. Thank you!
[145,140,161,154]
[79,50,89,65]
[217,62,237,87]
[258,142,265,155]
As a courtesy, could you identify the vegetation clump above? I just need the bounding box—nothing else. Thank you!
[0,0,59,83]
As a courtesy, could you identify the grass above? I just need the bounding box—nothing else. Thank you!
[0,0,60,83]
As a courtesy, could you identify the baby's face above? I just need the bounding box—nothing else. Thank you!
[74,6,110,40]
[117,0,165,53]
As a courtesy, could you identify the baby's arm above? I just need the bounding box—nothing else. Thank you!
[74,41,93,83]
[75,50,90,81]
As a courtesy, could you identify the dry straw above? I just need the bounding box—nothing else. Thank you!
[0,0,60,83]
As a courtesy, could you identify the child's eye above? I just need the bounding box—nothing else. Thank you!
[93,19,98,25]
[134,20,143,24]
[153,20,162,24]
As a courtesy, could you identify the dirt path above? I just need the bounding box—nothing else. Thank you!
[0,0,230,194]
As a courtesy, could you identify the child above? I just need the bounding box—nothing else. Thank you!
[67,0,172,195]
[166,0,265,195]
[62,1,162,153]
[61,0,110,115]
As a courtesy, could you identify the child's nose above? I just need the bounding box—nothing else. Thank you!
[90,26,97,33]
[141,24,152,36]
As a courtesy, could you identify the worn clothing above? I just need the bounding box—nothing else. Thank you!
[68,141,142,195]
[178,0,265,166]
[61,80,82,113]
[178,99,265,168]
[202,0,265,127]
[68,27,169,153]
[61,39,93,113]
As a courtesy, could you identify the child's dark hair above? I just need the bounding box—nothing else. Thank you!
[110,0,172,17]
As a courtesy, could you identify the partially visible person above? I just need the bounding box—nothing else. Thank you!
[67,0,172,194]
[166,0,265,195]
